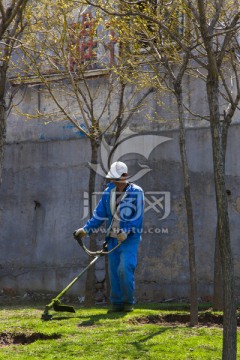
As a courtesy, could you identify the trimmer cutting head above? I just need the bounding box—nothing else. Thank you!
[53,303,75,313]
[41,312,53,321]
[41,300,75,321]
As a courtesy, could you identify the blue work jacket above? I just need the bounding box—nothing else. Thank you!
[83,182,144,237]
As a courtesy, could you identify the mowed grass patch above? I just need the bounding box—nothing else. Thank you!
[0,303,239,359]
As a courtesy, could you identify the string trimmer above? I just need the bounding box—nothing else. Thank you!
[41,236,120,321]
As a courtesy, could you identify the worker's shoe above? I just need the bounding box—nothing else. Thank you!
[123,304,134,312]
[107,304,124,313]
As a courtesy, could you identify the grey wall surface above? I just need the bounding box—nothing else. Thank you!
[1,124,240,302]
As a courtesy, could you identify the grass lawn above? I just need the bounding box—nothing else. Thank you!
[0,302,239,359]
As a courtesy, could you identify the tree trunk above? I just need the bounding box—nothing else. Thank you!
[0,68,7,182]
[0,101,6,182]
[213,222,223,310]
[175,86,198,326]
[84,138,99,306]
[196,0,237,353]
[213,114,229,311]
[207,76,237,360]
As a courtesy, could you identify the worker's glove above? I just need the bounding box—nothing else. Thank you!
[116,231,127,243]
[73,228,87,240]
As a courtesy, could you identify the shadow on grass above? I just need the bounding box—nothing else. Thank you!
[130,326,173,352]
[51,310,130,325]
[43,304,190,324]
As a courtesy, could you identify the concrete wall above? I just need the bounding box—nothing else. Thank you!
[1,124,240,302]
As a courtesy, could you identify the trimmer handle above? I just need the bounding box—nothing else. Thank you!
[73,232,84,248]
[102,241,108,252]
[72,234,117,257]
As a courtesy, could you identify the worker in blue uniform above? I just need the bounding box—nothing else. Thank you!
[74,161,144,312]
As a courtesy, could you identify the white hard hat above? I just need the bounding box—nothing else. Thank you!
[106,161,128,179]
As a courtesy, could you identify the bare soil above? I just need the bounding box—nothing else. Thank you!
[129,312,240,327]
[0,332,61,347]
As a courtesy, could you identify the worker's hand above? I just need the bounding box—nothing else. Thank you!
[116,231,127,243]
[73,228,87,240]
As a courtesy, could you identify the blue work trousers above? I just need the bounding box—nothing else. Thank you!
[107,235,140,305]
